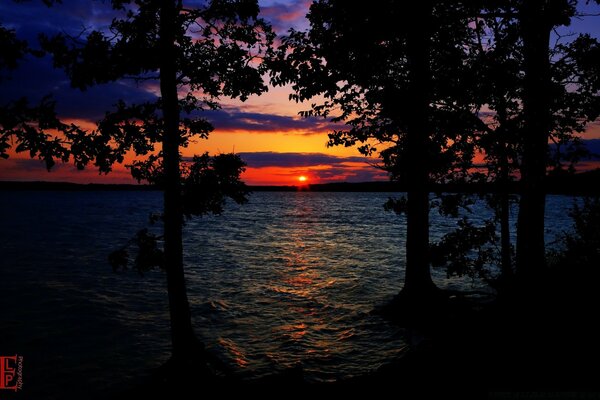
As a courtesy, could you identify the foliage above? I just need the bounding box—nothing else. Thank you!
[270,0,482,184]
[549,197,600,271]
[109,152,249,274]
[37,0,274,177]
[469,3,600,179]
[129,152,250,217]
[430,218,499,282]
[549,33,600,171]
[0,97,85,169]
[385,190,501,283]
[182,153,249,217]
[0,26,27,76]
[1,5,84,171]
[109,228,164,274]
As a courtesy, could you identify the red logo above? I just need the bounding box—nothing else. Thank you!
[0,355,23,392]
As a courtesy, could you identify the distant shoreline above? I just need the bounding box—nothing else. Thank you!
[2,169,600,195]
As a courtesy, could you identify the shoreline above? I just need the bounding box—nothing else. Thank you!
[2,170,600,195]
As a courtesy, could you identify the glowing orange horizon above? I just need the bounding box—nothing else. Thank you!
[3,104,599,186]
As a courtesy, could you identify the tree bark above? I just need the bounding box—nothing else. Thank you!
[497,111,513,279]
[516,0,551,279]
[500,173,513,279]
[402,0,437,297]
[159,0,197,359]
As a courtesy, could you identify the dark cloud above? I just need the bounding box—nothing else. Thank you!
[204,108,343,134]
[550,138,600,161]
[259,0,310,33]
[309,166,387,183]
[0,1,318,129]
[583,138,600,158]
[0,157,135,183]
[237,151,374,168]
[0,0,115,44]
[235,150,387,183]
[0,1,157,120]
[0,54,156,120]
[9,158,53,172]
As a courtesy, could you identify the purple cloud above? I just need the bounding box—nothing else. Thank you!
[259,0,310,33]
[203,108,344,135]
[237,151,375,168]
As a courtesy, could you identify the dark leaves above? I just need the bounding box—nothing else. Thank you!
[550,197,600,271]
[0,96,73,170]
[0,27,27,79]
[430,218,498,282]
[33,0,273,179]
[108,248,129,272]
[109,229,164,274]
[182,153,249,217]
[384,196,408,215]
[127,152,249,217]
[111,152,249,275]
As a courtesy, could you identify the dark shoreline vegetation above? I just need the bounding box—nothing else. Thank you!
[2,167,600,195]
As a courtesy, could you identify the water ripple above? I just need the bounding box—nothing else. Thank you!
[0,190,577,396]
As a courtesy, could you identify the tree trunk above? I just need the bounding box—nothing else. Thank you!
[516,0,551,279]
[500,166,513,280]
[159,0,197,359]
[401,1,437,297]
[497,117,513,279]
[500,184,512,279]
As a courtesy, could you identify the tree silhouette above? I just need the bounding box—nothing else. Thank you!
[271,0,483,308]
[433,1,600,286]
[515,1,598,278]
[516,0,567,277]
[39,0,273,365]
[469,10,522,280]
[474,1,600,281]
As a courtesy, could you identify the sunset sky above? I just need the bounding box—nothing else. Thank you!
[1,0,599,185]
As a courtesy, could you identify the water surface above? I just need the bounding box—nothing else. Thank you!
[0,190,576,398]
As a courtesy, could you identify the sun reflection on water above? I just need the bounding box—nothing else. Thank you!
[186,192,410,381]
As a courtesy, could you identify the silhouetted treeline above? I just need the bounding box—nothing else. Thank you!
[4,169,600,194]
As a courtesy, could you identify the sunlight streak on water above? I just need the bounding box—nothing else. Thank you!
[184,192,411,381]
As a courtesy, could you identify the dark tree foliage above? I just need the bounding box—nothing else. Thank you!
[470,1,600,281]
[0,96,82,169]
[111,153,249,276]
[545,196,600,309]
[430,218,498,283]
[181,153,249,217]
[442,1,600,285]
[271,0,485,304]
[552,197,600,270]
[272,0,600,298]
[0,26,27,75]
[40,0,273,362]
[469,10,523,280]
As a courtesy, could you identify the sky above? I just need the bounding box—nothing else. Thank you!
[0,0,599,185]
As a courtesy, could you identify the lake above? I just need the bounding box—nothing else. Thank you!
[0,190,577,399]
